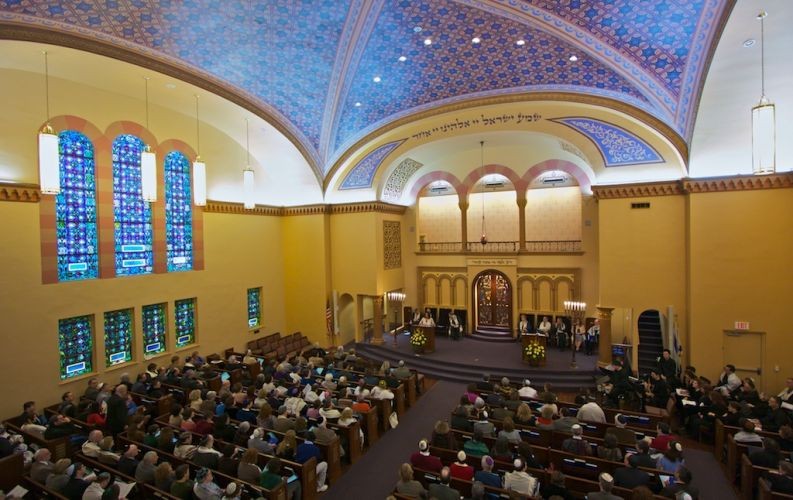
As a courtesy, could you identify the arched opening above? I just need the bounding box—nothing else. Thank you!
[472,269,513,336]
[467,174,519,251]
[417,180,462,252]
[338,293,355,346]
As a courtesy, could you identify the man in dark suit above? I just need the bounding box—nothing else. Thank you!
[106,385,129,435]
[750,438,782,469]
[428,467,461,500]
[764,461,793,494]
[117,444,140,477]
[476,374,493,391]
[660,467,699,499]
[627,440,657,469]
[762,396,791,432]
[614,457,659,492]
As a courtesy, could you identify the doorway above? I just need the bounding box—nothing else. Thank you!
[338,294,355,346]
[473,269,512,333]
[723,330,765,390]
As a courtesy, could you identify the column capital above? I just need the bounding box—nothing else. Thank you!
[596,306,615,318]
[458,200,469,211]
[373,295,384,306]
[516,195,527,207]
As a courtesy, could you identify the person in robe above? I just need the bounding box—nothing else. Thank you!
[448,311,463,340]
[554,317,568,351]
[537,316,552,337]
[418,312,436,328]
[518,314,530,335]
[586,319,600,355]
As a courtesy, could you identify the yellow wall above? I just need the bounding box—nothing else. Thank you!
[0,203,287,418]
[281,214,331,346]
[688,189,793,390]
[598,195,688,354]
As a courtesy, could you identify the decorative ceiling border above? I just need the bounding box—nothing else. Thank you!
[203,200,406,216]
[339,138,406,190]
[593,172,793,199]
[0,182,40,202]
[323,91,688,191]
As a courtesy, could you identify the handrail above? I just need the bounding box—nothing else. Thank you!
[417,240,583,253]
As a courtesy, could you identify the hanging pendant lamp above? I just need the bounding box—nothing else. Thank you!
[243,119,255,209]
[38,51,60,195]
[140,77,157,202]
[192,95,207,206]
[479,141,487,245]
[752,11,775,175]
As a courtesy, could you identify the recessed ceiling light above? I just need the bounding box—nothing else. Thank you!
[569,55,579,62]
[743,39,756,47]
[413,26,422,33]
[424,38,432,46]
[516,39,525,46]
[373,76,381,83]
[398,55,407,62]
[472,37,481,44]
[164,83,177,89]
[354,102,362,107]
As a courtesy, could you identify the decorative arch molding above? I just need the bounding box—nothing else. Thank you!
[522,159,594,193]
[0,18,320,179]
[157,139,198,160]
[45,116,109,152]
[452,276,468,308]
[461,164,527,198]
[105,121,159,147]
[406,171,466,204]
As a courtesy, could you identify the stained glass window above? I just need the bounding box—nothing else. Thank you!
[112,135,153,277]
[165,151,193,272]
[175,298,196,348]
[59,315,93,380]
[104,308,133,367]
[56,131,98,282]
[247,287,261,328]
[142,303,167,358]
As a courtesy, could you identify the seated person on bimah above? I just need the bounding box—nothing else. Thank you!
[518,314,531,335]
[537,316,552,337]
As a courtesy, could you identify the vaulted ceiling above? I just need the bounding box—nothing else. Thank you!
[0,0,734,182]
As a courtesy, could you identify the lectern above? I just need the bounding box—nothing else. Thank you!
[414,326,436,354]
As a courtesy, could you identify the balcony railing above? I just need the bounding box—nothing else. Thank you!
[417,240,583,254]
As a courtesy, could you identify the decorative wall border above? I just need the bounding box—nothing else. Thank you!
[203,200,407,216]
[592,173,793,200]
[0,182,40,202]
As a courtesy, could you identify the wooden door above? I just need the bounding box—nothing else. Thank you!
[723,330,765,390]
[474,270,512,328]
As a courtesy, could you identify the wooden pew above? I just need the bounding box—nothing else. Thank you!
[2,417,70,461]
[0,453,25,492]
[76,453,183,500]
[760,477,793,500]
[22,475,69,499]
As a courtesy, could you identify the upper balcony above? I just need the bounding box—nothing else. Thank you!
[416,240,583,255]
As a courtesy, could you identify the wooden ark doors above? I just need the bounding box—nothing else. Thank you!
[473,269,512,332]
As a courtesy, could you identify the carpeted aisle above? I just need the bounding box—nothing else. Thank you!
[321,379,738,500]
[322,380,466,500]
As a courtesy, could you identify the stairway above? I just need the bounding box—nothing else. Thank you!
[354,342,597,392]
[471,325,516,343]
[637,309,665,375]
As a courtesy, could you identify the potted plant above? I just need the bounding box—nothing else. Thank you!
[523,341,545,366]
[410,330,428,353]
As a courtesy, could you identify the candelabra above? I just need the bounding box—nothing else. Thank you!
[386,291,406,347]
[564,300,587,368]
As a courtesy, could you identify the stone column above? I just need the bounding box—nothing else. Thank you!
[597,306,615,367]
[372,296,385,345]
[517,194,527,251]
[459,199,469,253]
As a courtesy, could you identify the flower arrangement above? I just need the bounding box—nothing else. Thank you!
[524,342,545,362]
[410,331,428,350]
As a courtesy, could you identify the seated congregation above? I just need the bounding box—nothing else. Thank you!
[1,334,426,499]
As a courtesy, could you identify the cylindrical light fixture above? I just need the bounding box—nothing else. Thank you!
[141,77,157,202]
[752,11,775,175]
[192,95,207,206]
[243,118,255,209]
[243,167,255,209]
[38,51,60,195]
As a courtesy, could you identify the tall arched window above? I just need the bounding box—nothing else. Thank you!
[164,151,193,272]
[112,135,153,276]
[56,130,99,282]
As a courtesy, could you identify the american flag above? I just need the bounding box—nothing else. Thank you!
[326,300,333,336]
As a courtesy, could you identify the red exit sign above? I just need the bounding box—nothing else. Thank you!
[734,321,750,330]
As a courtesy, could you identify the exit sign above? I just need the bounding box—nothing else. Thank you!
[734,321,750,330]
